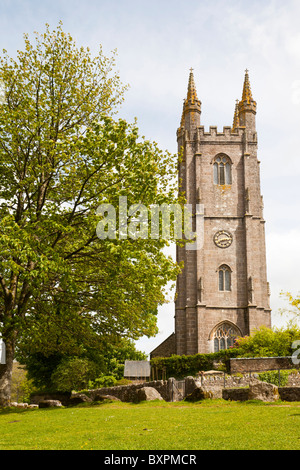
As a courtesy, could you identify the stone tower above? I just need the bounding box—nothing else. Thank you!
[173,69,271,355]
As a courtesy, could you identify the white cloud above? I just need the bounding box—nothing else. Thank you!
[267,229,300,328]
[267,230,300,293]
[291,80,300,105]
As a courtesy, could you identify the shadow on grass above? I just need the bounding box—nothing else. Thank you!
[2,398,300,415]
[0,407,39,415]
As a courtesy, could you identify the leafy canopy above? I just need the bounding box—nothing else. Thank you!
[0,23,181,360]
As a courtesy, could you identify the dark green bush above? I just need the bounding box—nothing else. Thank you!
[51,357,99,392]
[150,348,240,379]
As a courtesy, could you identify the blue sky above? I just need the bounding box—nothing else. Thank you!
[1,0,300,355]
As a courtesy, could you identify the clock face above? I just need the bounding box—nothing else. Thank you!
[214,230,233,248]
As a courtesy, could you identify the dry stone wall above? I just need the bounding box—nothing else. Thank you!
[72,379,171,403]
[227,356,299,374]
[29,371,300,406]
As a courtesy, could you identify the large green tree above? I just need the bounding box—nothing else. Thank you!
[0,24,181,405]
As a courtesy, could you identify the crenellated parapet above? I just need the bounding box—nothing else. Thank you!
[177,125,257,146]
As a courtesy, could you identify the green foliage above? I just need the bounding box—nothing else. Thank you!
[98,338,147,380]
[151,325,300,380]
[13,377,37,404]
[0,22,182,404]
[258,370,289,387]
[116,378,133,386]
[91,375,118,388]
[151,348,240,379]
[234,325,300,358]
[10,363,38,403]
[51,357,100,392]
[19,353,65,390]
[19,336,146,390]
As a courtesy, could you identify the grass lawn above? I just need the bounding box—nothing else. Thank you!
[1,399,300,450]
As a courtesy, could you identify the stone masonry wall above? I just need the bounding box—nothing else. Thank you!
[150,333,176,358]
[30,372,300,405]
[227,357,299,374]
[73,380,170,402]
[172,71,271,357]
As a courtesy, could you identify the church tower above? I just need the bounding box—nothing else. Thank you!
[174,69,271,355]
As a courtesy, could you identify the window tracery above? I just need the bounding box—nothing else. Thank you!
[212,322,239,352]
[218,265,231,291]
[213,155,232,185]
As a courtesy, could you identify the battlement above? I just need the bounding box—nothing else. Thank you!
[199,125,243,137]
[177,125,257,144]
[202,126,243,136]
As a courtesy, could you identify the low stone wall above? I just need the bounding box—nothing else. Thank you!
[30,372,300,405]
[197,370,300,389]
[227,356,299,374]
[222,388,249,401]
[30,391,72,406]
[72,379,170,403]
[222,386,300,402]
[278,387,300,402]
[197,371,251,389]
[30,379,185,405]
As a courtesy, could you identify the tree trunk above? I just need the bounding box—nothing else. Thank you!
[0,338,15,406]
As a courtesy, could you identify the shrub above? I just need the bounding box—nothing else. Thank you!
[258,370,289,387]
[91,375,118,388]
[235,325,300,358]
[150,348,240,379]
[116,378,133,386]
[51,357,99,392]
[11,366,38,404]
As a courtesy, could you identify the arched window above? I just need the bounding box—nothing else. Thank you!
[219,265,231,291]
[213,155,232,185]
[212,322,239,352]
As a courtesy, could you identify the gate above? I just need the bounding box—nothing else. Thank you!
[170,379,185,402]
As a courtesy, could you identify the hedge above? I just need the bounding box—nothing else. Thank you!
[150,348,241,379]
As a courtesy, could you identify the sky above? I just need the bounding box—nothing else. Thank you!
[1,0,300,356]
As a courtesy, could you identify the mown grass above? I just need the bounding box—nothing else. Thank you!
[1,399,300,450]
